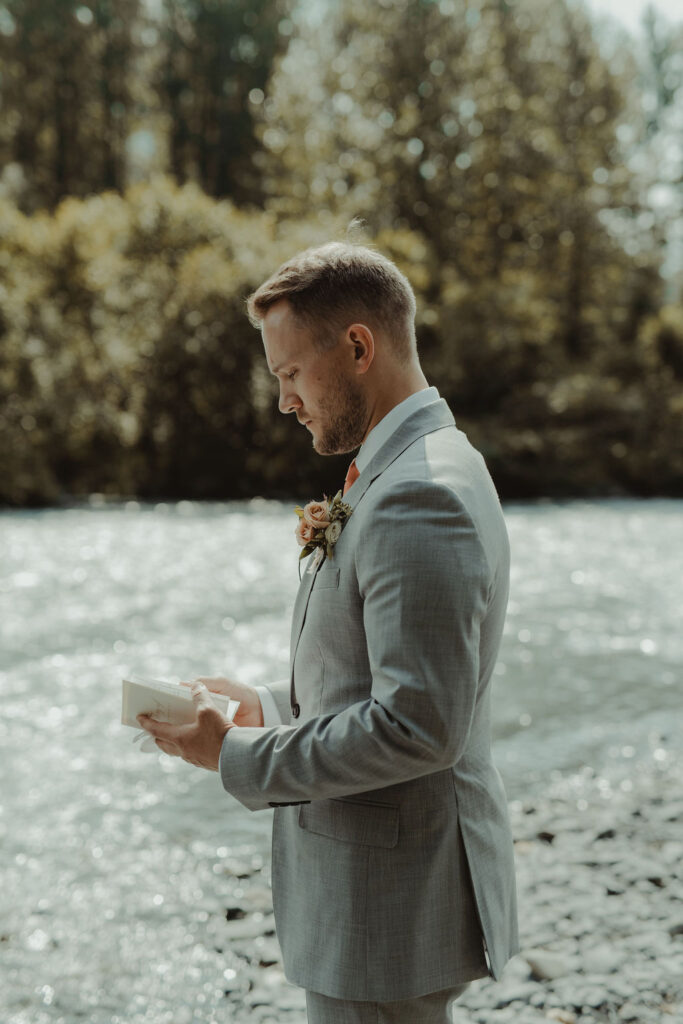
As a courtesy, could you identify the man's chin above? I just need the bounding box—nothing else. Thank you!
[313,436,360,457]
[311,433,335,456]
[312,437,333,456]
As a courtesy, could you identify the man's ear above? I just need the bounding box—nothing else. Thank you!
[346,323,374,374]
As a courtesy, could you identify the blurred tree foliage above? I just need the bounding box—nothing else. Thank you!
[0,178,352,504]
[153,0,291,203]
[641,3,683,135]
[0,0,681,504]
[0,0,142,210]
[636,6,683,284]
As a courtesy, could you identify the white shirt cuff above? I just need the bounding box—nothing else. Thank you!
[255,684,284,727]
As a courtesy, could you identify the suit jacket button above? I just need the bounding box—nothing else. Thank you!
[291,703,301,718]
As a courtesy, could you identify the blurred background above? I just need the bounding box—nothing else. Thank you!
[0,0,681,505]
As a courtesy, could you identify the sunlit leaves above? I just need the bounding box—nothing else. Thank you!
[0,178,356,505]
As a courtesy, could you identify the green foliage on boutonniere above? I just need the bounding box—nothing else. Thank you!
[294,490,353,561]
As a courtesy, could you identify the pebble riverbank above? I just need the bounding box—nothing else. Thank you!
[213,748,683,1024]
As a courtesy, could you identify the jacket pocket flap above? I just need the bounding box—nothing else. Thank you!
[314,567,340,590]
[298,798,399,848]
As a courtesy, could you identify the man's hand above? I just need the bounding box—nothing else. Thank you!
[137,681,234,771]
[182,675,265,728]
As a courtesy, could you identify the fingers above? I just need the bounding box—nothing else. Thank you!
[137,684,219,742]
[196,675,231,694]
[137,685,229,771]
[179,676,214,689]
[180,676,227,695]
[155,738,181,757]
[191,680,217,711]
[137,714,179,741]
[136,719,183,757]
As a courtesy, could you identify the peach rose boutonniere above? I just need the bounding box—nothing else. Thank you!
[294,491,353,562]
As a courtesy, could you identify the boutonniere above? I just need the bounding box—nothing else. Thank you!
[294,491,353,563]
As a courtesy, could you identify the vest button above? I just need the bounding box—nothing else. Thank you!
[291,703,301,719]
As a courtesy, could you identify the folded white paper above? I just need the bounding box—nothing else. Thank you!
[121,674,240,729]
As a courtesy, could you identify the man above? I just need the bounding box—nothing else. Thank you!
[139,242,519,1023]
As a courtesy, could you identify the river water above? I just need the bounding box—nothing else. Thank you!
[1,499,681,1023]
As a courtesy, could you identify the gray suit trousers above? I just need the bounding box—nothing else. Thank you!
[305,983,470,1023]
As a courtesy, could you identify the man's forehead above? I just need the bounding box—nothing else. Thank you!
[263,337,307,377]
[262,304,313,372]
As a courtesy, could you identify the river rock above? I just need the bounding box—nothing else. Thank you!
[494,980,540,1006]
[223,913,276,941]
[522,948,573,980]
[241,885,276,913]
[574,985,609,1009]
[617,1003,646,1022]
[580,943,623,974]
[252,935,282,966]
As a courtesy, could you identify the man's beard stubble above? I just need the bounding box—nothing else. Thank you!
[313,373,369,456]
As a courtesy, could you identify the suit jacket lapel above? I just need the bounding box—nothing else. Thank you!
[289,551,322,674]
[343,397,455,509]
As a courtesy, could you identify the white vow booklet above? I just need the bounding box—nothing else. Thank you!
[122,675,240,753]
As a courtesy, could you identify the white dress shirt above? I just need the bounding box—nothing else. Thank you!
[255,386,440,727]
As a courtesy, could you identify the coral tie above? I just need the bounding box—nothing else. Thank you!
[343,458,360,495]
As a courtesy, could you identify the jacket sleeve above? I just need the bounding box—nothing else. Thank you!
[219,480,492,811]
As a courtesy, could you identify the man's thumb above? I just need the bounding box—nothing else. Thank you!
[191,680,213,710]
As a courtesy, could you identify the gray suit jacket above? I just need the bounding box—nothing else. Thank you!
[220,397,519,1000]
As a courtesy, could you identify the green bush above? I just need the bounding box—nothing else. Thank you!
[0,178,350,504]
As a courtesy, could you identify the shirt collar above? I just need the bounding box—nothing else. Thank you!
[355,386,440,473]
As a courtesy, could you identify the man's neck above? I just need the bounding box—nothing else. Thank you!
[353,384,439,473]
[361,370,430,444]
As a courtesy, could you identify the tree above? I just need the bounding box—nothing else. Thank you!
[638,6,683,293]
[0,0,142,211]
[152,0,290,204]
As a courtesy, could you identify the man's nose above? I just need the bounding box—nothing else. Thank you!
[278,384,302,415]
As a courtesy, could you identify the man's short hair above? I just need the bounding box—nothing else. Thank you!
[246,241,417,361]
